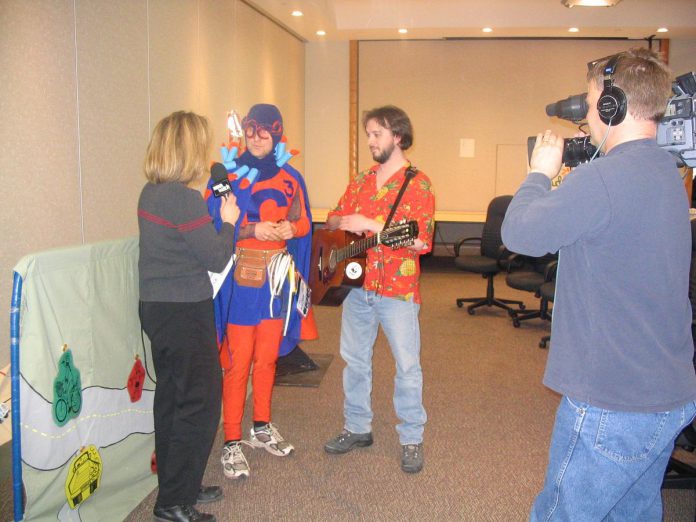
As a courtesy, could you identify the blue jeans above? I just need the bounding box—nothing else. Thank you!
[340,288,426,444]
[531,396,696,522]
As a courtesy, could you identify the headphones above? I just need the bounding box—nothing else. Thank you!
[597,55,627,125]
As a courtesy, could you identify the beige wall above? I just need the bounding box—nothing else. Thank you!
[305,39,696,221]
[357,39,650,219]
[670,38,696,77]
[304,41,350,214]
[0,0,304,367]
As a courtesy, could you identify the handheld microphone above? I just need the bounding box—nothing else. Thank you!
[211,162,231,198]
[546,93,588,122]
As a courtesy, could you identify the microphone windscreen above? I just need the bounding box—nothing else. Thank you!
[211,162,228,182]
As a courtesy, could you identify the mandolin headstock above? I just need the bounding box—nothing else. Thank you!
[380,220,419,249]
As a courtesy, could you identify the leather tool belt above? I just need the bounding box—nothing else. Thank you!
[234,247,286,288]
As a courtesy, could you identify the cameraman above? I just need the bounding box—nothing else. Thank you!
[502,48,696,521]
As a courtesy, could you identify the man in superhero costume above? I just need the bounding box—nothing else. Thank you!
[207,104,317,480]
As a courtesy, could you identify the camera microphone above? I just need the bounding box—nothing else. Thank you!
[546,93,588,122]
[211,162,231,198]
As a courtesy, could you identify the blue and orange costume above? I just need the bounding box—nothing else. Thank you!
[206,104,317,443]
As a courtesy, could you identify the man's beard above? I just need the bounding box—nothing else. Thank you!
[372,142,395,164]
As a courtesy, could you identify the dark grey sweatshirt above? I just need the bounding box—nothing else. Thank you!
[503,139,696,412]
[138,181,234,303]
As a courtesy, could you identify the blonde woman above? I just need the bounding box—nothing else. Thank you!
[138,111,239,522]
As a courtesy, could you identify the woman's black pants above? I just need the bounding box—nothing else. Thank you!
[140,299,222,508]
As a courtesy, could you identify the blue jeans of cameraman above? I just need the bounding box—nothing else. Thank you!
[530,396,696,522]
[340,288,427,445]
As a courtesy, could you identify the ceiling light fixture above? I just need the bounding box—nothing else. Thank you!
[316,30,326,36]
[291,10,303,17]
[657,27,669,33]
[398,28,408,34]
[482,27,493,33]
[562,0,622,7]
[568,27,580,32]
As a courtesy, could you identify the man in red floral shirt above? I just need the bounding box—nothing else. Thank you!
[323,105,435,473]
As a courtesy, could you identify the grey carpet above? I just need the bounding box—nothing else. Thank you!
[124,271,696,521]
[7,270,696,520]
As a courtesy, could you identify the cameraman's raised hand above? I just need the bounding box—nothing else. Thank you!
[530,130,563,179]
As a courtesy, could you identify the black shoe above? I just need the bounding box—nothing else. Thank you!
[196,485,223,504]
[153,504,216,522]
[324,429,373,454]
[401,443,424,473]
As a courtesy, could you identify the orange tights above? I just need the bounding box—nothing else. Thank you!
[220,319,283,441]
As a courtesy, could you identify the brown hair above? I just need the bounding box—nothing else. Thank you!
[362,105,414,150]
[587,47,672,123]
[144,111,212,184]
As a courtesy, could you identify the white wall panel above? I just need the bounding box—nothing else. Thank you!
[234,2,305,172]
[304,41,350,211]
[0,0,83,369]
[148,0,199,123]
[76,0,150,242]
[197,0,238,146]
[0,0,306,367]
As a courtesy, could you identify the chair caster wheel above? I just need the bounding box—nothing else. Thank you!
[467,309,475,316]
[456,301,463,308]
[539,341,548,349]
[519,304,526,310]
[513,319,520,328]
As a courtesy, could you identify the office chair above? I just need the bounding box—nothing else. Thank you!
[454,195,525,316]
[538,279,555,349]
[662,335,696,491]
[663,425,696,490]
[535,259,557,348]
[505,254,557,328]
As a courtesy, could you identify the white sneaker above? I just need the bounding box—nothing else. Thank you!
[249,423,294,456]
[221,441,250,479]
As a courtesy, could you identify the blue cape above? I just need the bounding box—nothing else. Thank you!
[206,160,313,356]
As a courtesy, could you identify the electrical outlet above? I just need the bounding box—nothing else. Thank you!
[459,138,475,158]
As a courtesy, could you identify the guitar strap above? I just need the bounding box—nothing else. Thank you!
[383,164,418,228]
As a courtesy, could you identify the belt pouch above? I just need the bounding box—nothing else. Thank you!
[234,252,267,288]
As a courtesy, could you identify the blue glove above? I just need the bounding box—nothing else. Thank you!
[231,165,259,187]
[246,167,259,184]
[274,142,293,167]
[233,164,249,178]
[220,146,239,171]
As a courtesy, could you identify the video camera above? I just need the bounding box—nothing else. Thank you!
[657,72,696,168]
[526,135,598,168]
[544,71,696,168]
[541,94,599,167]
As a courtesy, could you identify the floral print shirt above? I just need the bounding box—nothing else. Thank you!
[328,163,435,303]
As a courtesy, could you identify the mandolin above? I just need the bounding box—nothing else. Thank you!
[309,220,418,306]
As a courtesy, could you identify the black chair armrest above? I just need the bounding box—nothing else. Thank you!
[496,245,520,270]
[505,252,534,272]
[454,237,481,257]
[544,260,558,282]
